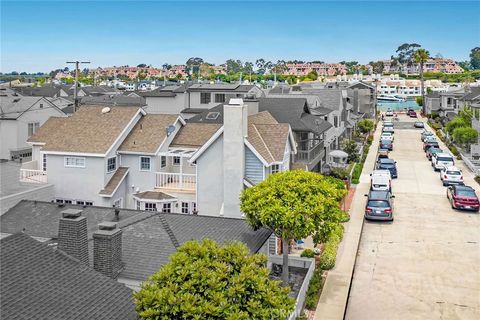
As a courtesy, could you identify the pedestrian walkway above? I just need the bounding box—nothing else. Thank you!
[314,124,382,320]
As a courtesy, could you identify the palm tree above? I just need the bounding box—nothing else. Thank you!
[414,49,430,115]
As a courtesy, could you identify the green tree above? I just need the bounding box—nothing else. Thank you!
[414,48,430,114]
[306,71,318,81]
[446,117,469,135]
[357,119,374,134]
[453,127,478,149]
[240,170,346,283]
[394,43,421,73]
[416,96,423,107]
[342,139,359,163]
[134,239,294,319]
[470,47,480,70]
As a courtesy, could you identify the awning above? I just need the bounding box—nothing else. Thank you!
[329,150,348,158]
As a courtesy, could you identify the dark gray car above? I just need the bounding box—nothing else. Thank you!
[364,190,395,221]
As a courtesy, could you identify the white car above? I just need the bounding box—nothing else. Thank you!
[383,127,394,133]
[370,170,392,191]
[432,153,455,171]
[381,132,394,141]
[440,166,464,186]
[385,110,394,117]
[383,121,394,128]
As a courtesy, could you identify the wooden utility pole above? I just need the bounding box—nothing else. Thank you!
[66,60,90,113]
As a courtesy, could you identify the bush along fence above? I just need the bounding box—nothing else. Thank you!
[351,135,373,184]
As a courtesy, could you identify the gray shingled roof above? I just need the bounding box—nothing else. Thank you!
[462,87,480,101]
[2,200,272,282]
[80,94,146,107]
[0,233,137,320]
[301,88,343,110]
[259,97,332,135]
[13,85,62,97]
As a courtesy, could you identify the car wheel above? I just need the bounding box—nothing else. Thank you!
[442,182,446,186]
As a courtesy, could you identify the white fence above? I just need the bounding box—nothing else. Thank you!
[19,169,47,183]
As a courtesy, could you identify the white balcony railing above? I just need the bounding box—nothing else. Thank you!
[155,172,196,191]
[20,169,47,183]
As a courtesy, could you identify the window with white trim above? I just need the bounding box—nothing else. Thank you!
[27,122,40,137]
[64,199,73,204]
[76,200,85,206]
[85,201,93,206]
[270,164,280,174]
[192,202,197,214]
[161,156,166,168]
[140,156,151,171]
[107,157,117,173]
[136,200,141,210]
[145,202,157,211]
[64,157,86,168]
[173,156,181,166]
[55,199,64,204]
[162,203,172,213]
[42,154,47,172]
[181,202,189,214]
[200,92,211,104]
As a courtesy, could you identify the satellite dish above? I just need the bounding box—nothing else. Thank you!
[165,125,175,136]
[101,107,111,114]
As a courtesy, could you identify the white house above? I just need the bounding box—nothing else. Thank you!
[0,91,67,160]
[24,100,295,218]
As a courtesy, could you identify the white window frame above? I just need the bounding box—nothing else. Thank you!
[181,202,189,214]
[139,156,151,171]
[160,156,166,168]
[136,200,141,210]
[107,156,117,173]
[270,164,281,174]
[162,202,172,213]
[85,201,94,206]
[145,202,157,211]
[42,154,47,172]
[64,156,86,168]
[27,122,40,137]
[173,156,181,166]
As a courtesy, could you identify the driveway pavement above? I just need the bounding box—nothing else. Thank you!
[345,116,480,320]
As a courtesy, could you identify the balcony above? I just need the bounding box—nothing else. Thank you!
[155,172,196,192]
[295,141,325,163]
[19,161,47,183]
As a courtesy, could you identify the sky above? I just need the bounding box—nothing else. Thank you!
[1,0,479,73]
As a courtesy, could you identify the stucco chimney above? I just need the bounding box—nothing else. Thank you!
[57,209,89,265]
[223,98,247,218]
[93,221,123,279]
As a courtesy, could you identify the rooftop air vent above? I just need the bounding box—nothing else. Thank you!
[205,112,220,120]
[101,106,111,114]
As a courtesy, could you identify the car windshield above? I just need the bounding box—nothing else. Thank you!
[446,170,461,175]
[382,132,392,136]
[456,189,477,197]
[380,140,391,144]
[367,200,390,208]
[430,148,442,153]
[438,156,453,162]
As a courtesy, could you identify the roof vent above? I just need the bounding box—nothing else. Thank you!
[205,112,220,120]
[101,106,111,114]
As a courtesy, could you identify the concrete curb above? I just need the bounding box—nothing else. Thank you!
[314,125,382,320]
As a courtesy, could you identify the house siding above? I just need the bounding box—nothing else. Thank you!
[245,148,264,184]
[144,95,187,114]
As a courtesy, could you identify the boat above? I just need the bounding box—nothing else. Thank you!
[377,94,406,102]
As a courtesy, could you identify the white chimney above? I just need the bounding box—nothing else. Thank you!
[223,98,247,218]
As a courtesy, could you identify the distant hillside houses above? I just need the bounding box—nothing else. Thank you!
[382,58,464,74]
[285,63,347,76]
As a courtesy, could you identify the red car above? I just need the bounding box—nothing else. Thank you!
[447,185,480,212]
[409,111,418,118]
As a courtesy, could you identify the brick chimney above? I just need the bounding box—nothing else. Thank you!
[93,221,123,279]
[223,98,247,218]
[57,209,89,265]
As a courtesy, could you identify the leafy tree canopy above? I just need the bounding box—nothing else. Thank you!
[470,47,480,70]
[134,239,294,320]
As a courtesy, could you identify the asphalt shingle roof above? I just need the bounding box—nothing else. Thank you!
[0,233,137,320]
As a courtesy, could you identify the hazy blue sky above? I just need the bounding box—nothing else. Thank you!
[1,0,479,72]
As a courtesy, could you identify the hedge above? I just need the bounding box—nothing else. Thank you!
[300,249,316,258]
[305,268,324,309]
[319,225,344,270]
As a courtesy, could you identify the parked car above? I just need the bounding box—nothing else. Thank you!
[446,185,480,212]
[414,121,424,128]
[385,109,394,117]
[370,170,392,191]
[364,190,395,221]
[376,158,398,178]
[381,132,394,141]
[409,111,418,118]
[383,121,394,129]
[440,166,464,186]
[421,130,434,142]
[380,139,393,151]
[378,148,389,159]
[424,136,437,143]
[382,126,394,133]
[432,153,455,171]
[423,140,440,152]
[426,147,443,161]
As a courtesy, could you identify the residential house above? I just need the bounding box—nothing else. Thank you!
[345,81,376,117]
[425,92,441,115]
[1,200,273,289]
[0,92,67,160]
[24,100,295,218]
[438,89,465,123]
[141,83,264,116]
[0,232,137,320]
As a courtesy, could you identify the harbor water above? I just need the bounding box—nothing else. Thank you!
[377,100,420,111]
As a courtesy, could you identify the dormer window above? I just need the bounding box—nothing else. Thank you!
[107,157,116,173]
[270,164,280,174]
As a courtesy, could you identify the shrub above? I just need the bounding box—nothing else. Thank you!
[416,96,423,106]
[300,249,316,258]
[430,122,442,131]
[453,127,478,147]
[357,119,374,134]
[446,117,469,135]
[367,136,373,145]
[342,139,360,163]
[305,268,323,309]
[329,167,349,180]
[319,225,344,270]
[475,176,480,186]
[351,163,362,184]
